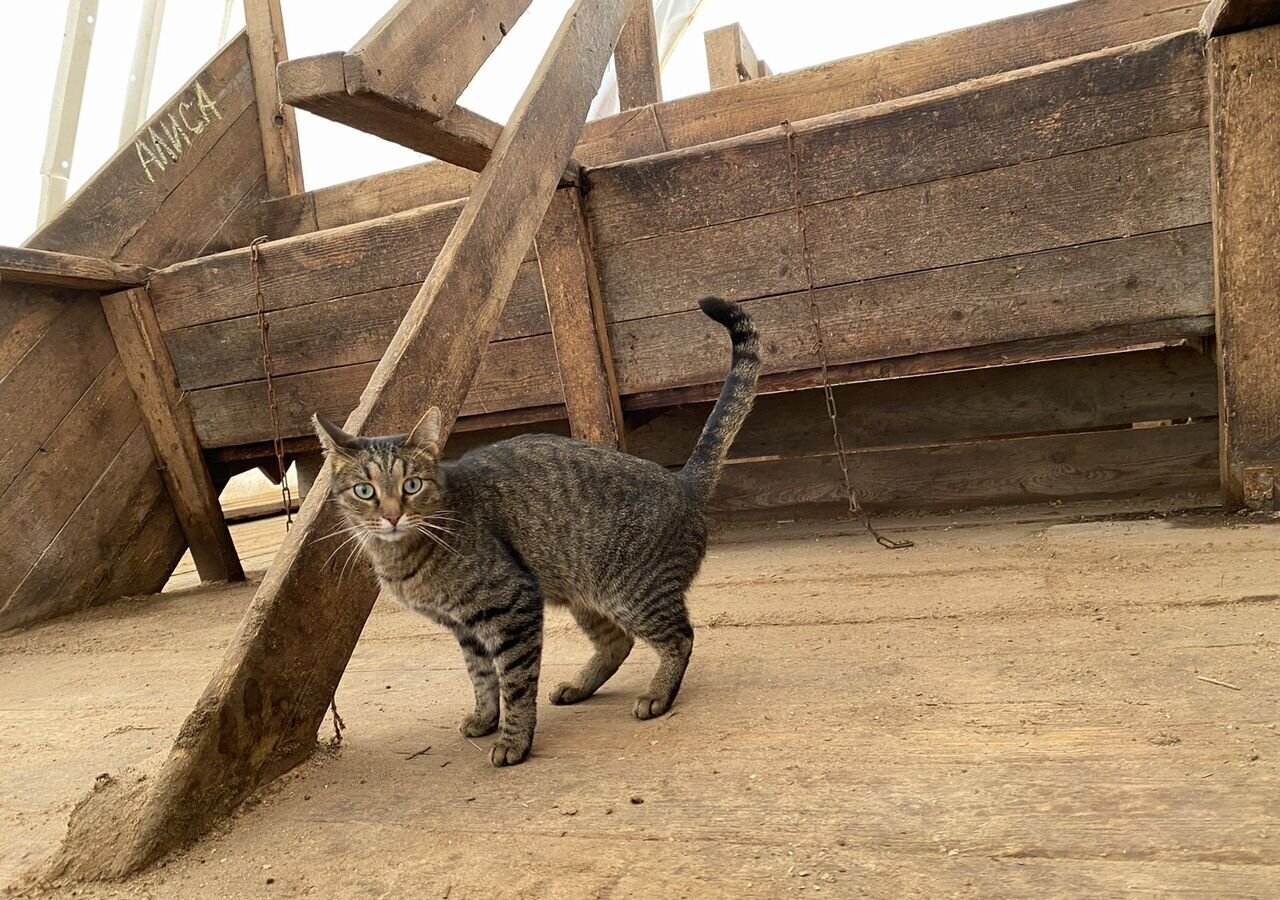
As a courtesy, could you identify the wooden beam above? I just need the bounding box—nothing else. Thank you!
[243,0,304,196]
[1202,0,1280,35]
[278,51,506,172]
[536,188,626,450]
[615,0,661,108]
[50,0,636,880]
[100,288,244,582]
[1209,22,1280,509]
[705,23,767,90]
[0,247,151,291]
[345,0,534,119]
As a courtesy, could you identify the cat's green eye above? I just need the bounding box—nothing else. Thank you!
[353,482,376,500]
[403,477,423,495]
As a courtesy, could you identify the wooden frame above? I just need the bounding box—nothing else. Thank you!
[615,0,661,108]
[0,246,151,291]
[243,0,304,196]
[705,23,770,90]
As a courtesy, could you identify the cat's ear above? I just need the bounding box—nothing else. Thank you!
[313,413,361,455]
[407,406,443,457]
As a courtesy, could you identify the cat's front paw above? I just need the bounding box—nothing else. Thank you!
[549,682,589,705]
[633,694,673,720]
[489,737,532,767]
[459,712,499,738]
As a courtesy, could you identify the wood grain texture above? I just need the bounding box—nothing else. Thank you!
[625,349,1219,467]
[46,0,637,878]
[608,228,1213,396]
[1201,0,1280,35]
[536,188,625,449]
[101,288,243,582]
[1209,23,1280,508]
[345,0,534,118]
[0,35,264,630]
[0,247,151,291]
[163,258,549,392]
[614,0,660,108]
[706,422,1219,514]
[704,23,764,90]
[243,0,303,196]
[588,30,1207,246]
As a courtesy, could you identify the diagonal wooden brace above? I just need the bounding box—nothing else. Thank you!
[50,0,639,880]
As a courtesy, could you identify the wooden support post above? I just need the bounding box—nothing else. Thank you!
[537,188,626,450]
[294,452,324,499]
[1209,20,1280,510]
[244,0,304,197]
[51,0,637,880]
[705,23,769,90]
[100,288,244,582]
[1202,0,1280,35]
[614,0,661,109]
[0,246,151,291]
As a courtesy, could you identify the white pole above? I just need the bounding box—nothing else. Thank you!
[119,0,167,145]
[39,0,99,223]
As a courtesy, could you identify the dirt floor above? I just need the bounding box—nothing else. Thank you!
[2,503,1278,898]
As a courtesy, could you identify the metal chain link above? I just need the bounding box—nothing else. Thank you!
[781,121,912,551]
[250,235,294,531]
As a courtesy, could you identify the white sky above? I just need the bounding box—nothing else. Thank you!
[0,0,1065,246]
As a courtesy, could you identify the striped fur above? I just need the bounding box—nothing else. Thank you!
[314,298,759,767]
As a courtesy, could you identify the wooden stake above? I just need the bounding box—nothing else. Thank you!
[537,188,626,450]
[50,0,637,880]
[615,0,661,109]
[100,288,244,583]
[243,0,304,196]
[0,246,151,291]
[1209,22,1280,510]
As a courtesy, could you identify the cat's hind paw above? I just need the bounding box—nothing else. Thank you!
[549,682,590,705]
[459,712,498,738]
[633,694,673,720]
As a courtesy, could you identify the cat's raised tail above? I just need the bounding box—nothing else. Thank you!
[680,297,762,505]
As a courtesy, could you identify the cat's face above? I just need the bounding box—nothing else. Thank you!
[313,408,445,544]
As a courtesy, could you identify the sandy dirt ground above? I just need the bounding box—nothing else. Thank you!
[2,505,1278,898]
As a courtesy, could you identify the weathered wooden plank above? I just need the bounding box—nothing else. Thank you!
[115,105,266,264]
[278,52,507,172]
[149,199,467,330]
[0,285,69,381]
[47,0,638,878]
[1208,23,1280,508]
[650,0,1207,152]
[187,333,563,447]
[609,227,1214,395]
[0,298,117,495]
[30,35,257,257]
[708,422,1219,514]
[705,23,766,90]
[311,164,474,231]
[0,36,264,630]
[615,0,661,108]
[102,288,243,582]
[621,316,1216,410]
[1201,0,1280,34]
[0,247,151,291]
[243,0,304,196]
[345,0,534,119]
[598,130,1210,323]
[625,349,1219,467]
[162,258,549,391]
[0,428,173,632]
[588,31,1208,246]
[0,359,140,593]
[536,188,625,449]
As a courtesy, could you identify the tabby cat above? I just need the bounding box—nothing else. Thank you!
[314,297,760,766]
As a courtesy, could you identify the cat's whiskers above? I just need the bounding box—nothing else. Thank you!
[338,534,370,586]
[311,523,367,544]
[412,523,458,555]
[321,530,366,570]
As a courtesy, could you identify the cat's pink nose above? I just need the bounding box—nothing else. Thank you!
[385,514,401,526]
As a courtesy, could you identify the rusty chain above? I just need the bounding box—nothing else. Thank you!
[250,235,294,531]
[781,121,912,551]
